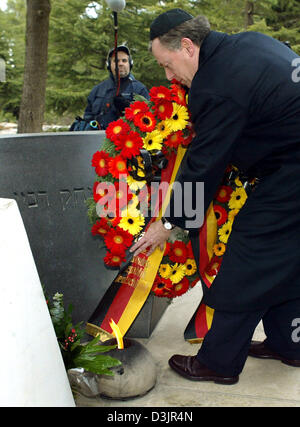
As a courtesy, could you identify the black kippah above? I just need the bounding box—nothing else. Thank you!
[150,8,193,41]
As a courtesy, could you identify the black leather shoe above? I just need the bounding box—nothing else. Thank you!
[249,340,300,367]
[168,354,239,385]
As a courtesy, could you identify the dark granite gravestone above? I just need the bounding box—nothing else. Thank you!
[0,132,168,335]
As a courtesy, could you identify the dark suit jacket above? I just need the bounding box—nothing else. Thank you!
[166,31,300,311]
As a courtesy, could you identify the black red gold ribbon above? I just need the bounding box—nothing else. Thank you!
[86,146,187,340]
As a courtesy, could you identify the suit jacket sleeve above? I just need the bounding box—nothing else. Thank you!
[165,91,247,231]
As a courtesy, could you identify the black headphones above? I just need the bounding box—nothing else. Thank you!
[106,45,133,71]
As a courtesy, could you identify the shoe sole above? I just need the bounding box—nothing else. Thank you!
[168,360,239,385]
[249,353,300,367]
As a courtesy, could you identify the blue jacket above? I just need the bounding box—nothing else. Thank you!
[83,73,149,129]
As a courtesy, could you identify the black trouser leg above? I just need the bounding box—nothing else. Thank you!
[263,298,300,360]
[196,308,266,377]
[196,298,300,377]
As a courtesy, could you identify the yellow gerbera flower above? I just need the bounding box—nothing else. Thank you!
[159,263,172,279]
[126,174,146,191]
[120,205,139,218]
[218,221,232,244]
[228,208,239,223]
[156,120,172,139]
[234,177,243,187]
[165,103,189,132]
[143,130,163,151]
[169,263,186,284]
[184,258,197,276]
[228,187,247,210]
[128,194,139,209]
[213,242,226,256]
[119,207,145,235]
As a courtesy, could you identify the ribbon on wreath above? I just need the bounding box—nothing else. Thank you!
[86,145,187,340]
[183,169,258,343]
[184,202,217,343]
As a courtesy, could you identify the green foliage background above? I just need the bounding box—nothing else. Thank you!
[1,0,300,125]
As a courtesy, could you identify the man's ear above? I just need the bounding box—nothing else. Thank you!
[181,38,195,56]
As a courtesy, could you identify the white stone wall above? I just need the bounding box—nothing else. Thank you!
[0,198,75,407]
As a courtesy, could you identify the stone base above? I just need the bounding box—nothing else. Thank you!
[68,338,157,400]
[126,294,170,338]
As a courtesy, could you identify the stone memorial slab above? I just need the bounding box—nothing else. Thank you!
[0,132,168,334]
[0,132,116,324]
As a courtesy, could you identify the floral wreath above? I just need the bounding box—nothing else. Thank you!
[87,81,254,299]
[206,166,251,277]
[87,81,200,299]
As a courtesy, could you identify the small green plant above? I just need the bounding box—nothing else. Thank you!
[46,292,121,376]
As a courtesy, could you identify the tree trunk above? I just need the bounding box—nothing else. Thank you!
[244,0,254,29]
[18,0,51,133]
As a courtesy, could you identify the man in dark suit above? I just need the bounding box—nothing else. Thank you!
[131,9,300,384]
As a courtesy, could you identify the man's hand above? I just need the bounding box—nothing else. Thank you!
[130,220,171,256]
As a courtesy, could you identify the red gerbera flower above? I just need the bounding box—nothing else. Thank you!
[99,207,121,226]
[93,181,113,204]
[173,277,190,297]
[107,215,121,227]
[149,86,173,103]
[108,155,129,178]
[206,256,223,277]
[125,101,149,121]
[151,275,173,298]
[186,240,194,258]
[104,250,126,267]
[182,125,194,147]
[164,130,184,148]
[94,182,122,218]
[213,204,228,226]
[161,145,171,159]
[153,99,173,120]
[215,185,233,203]
[114,181,133,211]
[91,218,111,237]
[163,241,172,256]
[114,130,143,159]
[91,150,110,177]
[225,165,234,174]
[106,119,130,142]
[137,184,149,202]
[133,111,156,133]
[95,181,132,217]
[170,83,187,106]
[104,226,133,254]
[171,78,182,85]
[169,241,188,264]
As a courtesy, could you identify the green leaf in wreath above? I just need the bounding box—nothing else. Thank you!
[73,353,121,376]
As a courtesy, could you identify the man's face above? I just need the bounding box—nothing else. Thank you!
[151,38,198,88]
[110,51,130,78]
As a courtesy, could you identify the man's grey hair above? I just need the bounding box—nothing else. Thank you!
[149,15,211,51]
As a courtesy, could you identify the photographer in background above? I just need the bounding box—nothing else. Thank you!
[78,45,149,130]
